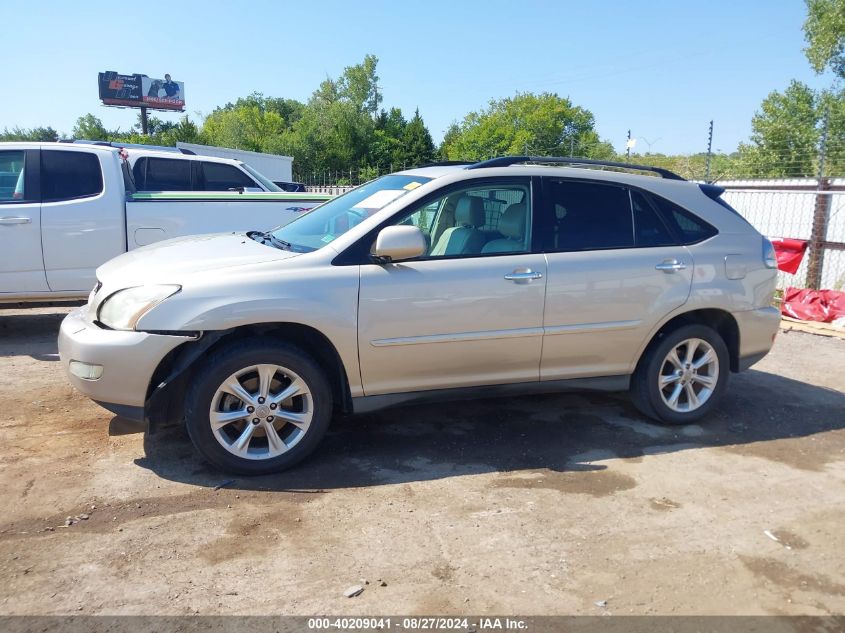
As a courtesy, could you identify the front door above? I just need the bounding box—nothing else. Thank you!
[358,178,546,395]
[0,149,47,294]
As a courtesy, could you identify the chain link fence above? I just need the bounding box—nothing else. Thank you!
[720,179,845,291]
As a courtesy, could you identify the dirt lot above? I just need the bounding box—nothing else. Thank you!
[0,306,843,616]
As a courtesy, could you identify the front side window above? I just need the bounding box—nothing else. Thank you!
[202,162,257,191]
[0,150,27,202]
[387,181,532,258]
[41,150,103,202]
[270,174,432,252]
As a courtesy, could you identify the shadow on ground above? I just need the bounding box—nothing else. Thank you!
[134,368,845,491]
[0,309,75,359]
[6,306,843,491]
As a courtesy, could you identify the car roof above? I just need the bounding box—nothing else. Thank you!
[0,141,118,153]
[123,148,243,165]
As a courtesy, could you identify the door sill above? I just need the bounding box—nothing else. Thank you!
[352,375,630,414]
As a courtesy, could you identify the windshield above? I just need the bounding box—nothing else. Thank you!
[240,163,282,192]
[270,174,432,252]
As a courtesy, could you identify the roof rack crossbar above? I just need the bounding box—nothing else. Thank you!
[465,155,685,181]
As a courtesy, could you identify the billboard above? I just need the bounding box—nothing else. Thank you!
[98,71,185,111]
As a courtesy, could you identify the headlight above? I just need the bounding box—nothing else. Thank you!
[98,285,181,331]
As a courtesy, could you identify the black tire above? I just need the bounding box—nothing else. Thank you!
[630,324,729,425]
[184,338,333,475]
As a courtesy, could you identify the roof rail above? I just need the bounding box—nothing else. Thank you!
[69,140,195,155]
[466,155,685,181]
[417,160,474,168]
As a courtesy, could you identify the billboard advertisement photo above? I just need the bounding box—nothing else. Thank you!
[98,71,185,111]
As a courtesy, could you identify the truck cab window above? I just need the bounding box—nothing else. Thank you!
[41,150,103,202]
[0,150,27,202]
[201,162,257,191]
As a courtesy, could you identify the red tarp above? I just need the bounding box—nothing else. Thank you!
[781,287,845,323]
[770,238,808,274]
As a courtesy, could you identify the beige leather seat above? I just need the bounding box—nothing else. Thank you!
[429,196,487,256]
[481,203,527,253]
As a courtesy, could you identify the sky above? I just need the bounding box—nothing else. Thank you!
[1,0,837,155]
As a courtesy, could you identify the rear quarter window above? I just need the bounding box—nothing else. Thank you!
[649,194,718,245]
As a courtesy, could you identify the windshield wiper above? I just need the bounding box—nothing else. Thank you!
[268,235,293,250]
[250,230,293,251]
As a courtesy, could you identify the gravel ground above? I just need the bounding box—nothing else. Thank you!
[0,306,843,616]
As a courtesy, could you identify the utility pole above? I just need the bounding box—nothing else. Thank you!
[806,107,831,290]
[705,120,714,182]
[570,137,575,157]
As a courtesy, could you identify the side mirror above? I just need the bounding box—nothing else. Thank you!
[373,225,426,262]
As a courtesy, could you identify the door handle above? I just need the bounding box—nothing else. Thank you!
[0,216,31,225]
[655,259,687,272]
[504,269,543,283]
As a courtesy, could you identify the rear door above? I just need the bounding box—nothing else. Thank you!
[0,148,47,293]
[538,178,693,380]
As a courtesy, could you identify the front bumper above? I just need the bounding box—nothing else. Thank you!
[734,306,781,371]
[58,307,188,420]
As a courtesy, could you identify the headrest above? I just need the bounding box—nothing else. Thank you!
[455,196,485,227]
[499,203,526,240]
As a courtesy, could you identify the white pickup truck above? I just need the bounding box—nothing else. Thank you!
[0,142,330,302]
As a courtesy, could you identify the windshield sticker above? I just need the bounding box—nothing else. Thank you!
[403,181,422,191]
[352,189,406,210]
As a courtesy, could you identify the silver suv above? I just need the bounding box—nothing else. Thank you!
[59,156,780,475]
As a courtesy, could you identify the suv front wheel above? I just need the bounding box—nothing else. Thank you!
[630,324,729,425]
[184,339,333,475]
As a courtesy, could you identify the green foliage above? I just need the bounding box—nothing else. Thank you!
[735,81,845,178]
[72,114,111,141]
[400,109,436,167]
[0,126,59,142]
[803,0,845,78]
[439,92,614,161]
[202,102,287,152]
[737,81,820,177]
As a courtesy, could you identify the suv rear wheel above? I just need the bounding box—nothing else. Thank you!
[630,324,729,424]
[184,339,333,475]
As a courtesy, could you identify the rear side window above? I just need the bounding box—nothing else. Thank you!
[650,194,718,244]
[201,162,256,191]
[141,157,191,191]
[546,180,634,251]
[41,150,103,202]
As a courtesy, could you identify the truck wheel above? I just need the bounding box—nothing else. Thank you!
[184,338,333,475]
[630,324,729,425]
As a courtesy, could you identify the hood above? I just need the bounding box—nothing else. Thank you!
[96,232,301,286]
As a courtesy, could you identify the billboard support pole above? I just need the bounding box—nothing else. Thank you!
[140,107,149,135]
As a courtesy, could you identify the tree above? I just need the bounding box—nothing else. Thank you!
[399,109,435,167]
[439,92,613,161]
[202,103,287,152]
[337,54,382,116]
[0,126,59,142]
[804,0,845,78]
[736,80,831,177]
[72,114,111,140]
